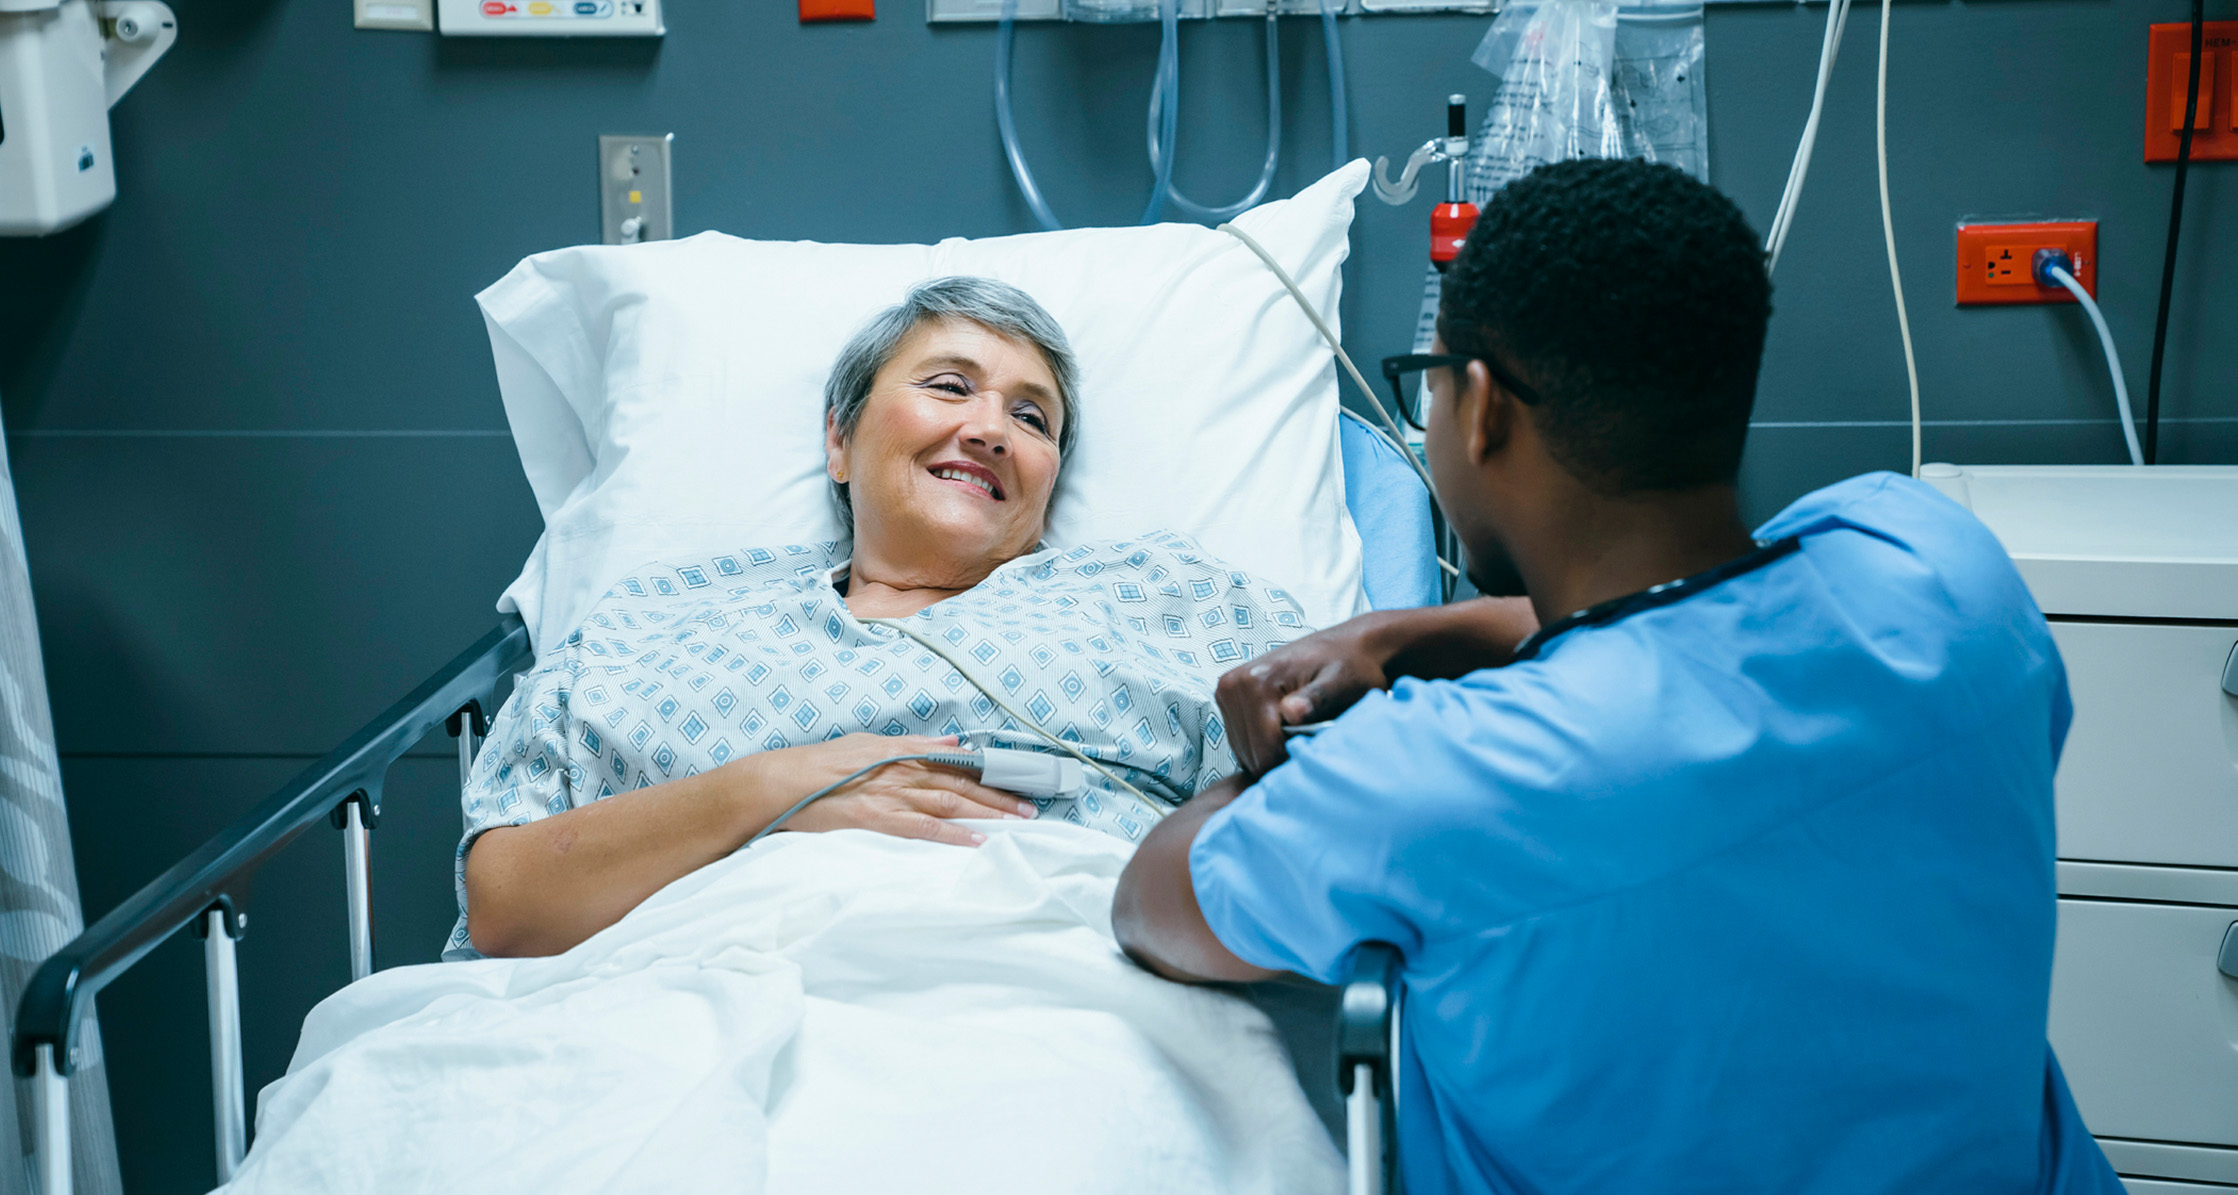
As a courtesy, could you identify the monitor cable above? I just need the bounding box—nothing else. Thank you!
[1220,220,1462,580]
[745,745,1086,846]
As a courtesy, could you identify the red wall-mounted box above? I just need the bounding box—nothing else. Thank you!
[2146,21,2238,162]
[800,0,873,20]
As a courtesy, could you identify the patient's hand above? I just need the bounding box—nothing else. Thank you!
[764,734,1038,848]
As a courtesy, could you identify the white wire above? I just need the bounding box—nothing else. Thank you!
[1773,0,1846,254]
[2044,263,2145,467]
[1216,222,1462,579]
[1765,0,1850,273]
[864,617,1171,823]
[1874,0,1922,479]
[745,752,956,845]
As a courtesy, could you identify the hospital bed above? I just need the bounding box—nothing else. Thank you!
[8,406,1429,1195]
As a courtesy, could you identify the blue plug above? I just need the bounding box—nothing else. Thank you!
[2032,248,2077,287]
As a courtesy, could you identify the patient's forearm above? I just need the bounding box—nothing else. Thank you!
[465,761,775,959]
[1376,595,1539,681]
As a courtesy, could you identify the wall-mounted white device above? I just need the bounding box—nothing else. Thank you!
[437,0,661,36]
[598,134,671,245]
[0,0,176,235]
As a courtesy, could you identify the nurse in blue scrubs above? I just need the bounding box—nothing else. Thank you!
[1112,159,2124,1195]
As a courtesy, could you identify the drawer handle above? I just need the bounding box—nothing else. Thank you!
[2223,923,2238,982]
[2224,642,2238,698]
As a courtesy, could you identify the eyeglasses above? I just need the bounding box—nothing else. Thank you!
[1379,352,1542,431]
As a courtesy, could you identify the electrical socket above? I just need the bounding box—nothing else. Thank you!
[930,0,1395,20]
[1954,220,2097,307]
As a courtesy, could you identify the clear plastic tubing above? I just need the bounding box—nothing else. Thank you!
[1321,0,1346,172]
[997,0,1179,231]
[1146,8,1279,221]
[1145,0,1351,216]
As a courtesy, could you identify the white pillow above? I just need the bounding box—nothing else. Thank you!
[478,162,1371,655]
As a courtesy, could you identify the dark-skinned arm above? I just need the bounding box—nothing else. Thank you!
[1217,595,1539,776]
[1111,774,1283,984]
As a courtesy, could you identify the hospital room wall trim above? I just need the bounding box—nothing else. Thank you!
[0,0,2233,1189]
[1749,415,2238,430]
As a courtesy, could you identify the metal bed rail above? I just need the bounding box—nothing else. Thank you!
[11,618,531,1195]
[10,612,1404,1194]
[1338,942,1405,1195]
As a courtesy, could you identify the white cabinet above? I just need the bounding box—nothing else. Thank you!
[2050,622,2238,867]
[1927,464,2238,1188]
[2048,894,2238,1146]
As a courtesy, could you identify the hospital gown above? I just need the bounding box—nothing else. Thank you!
[447,530,1310,960]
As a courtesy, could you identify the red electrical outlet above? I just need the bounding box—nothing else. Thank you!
[2146,22,2238,162]
[1955,221,2098,307]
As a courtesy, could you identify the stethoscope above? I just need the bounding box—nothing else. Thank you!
[1278,535,1803,739]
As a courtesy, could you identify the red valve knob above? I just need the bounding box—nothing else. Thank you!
[1430,203,1478,271]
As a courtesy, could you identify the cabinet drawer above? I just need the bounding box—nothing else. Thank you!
[2050,898,2238,1147]
[2051,621,2238,867]
[2121,1180,2234,1194]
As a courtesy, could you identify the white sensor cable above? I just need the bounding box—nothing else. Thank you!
[2040,259,2144,466]
[1765,0,1850,273]
[864,616,1173,824]
[745,746,1081,846]
[1875,0,1923,478]
[1218,221,1463,579]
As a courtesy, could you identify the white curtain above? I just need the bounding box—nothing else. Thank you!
[0,415,121,1194]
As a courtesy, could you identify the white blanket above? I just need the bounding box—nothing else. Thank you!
[222,822,1344,1194]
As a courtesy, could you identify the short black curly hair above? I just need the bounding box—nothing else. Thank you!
[1438,158,1772,494]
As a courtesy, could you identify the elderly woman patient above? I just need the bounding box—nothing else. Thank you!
[219,277,1342,1195]
[456,275,1308,958]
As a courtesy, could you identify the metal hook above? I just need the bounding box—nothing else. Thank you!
[1371,140,1444,206]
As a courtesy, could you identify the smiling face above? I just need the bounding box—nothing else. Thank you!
[826,317,1067,590]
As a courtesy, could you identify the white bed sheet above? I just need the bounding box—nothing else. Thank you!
[220,821,1343,1194]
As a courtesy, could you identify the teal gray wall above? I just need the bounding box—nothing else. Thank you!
[2,0,2233,1188]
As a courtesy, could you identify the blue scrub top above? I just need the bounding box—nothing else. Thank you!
[1190,473,2124,1195]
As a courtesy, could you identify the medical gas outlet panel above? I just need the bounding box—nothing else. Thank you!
[437,0,661,35]
[927,0,1492,21]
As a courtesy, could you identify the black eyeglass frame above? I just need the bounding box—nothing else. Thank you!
[1380,352,1543,431]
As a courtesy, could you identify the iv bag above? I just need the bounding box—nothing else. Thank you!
[1465,0,1622,198]
[1466,0,1707,196]
[1410,0,1707,353]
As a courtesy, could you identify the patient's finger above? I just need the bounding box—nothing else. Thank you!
[910,785,1031,823]
[890,810,988,848]
[902,765,1038,818]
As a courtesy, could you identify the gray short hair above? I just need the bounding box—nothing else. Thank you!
[823,277,1080,527]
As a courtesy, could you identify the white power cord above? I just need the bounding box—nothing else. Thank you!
[1874,0,1922,478]
[1217,221,1462,579]
[2040,258,2144,466]
[1764,0,1851,273]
